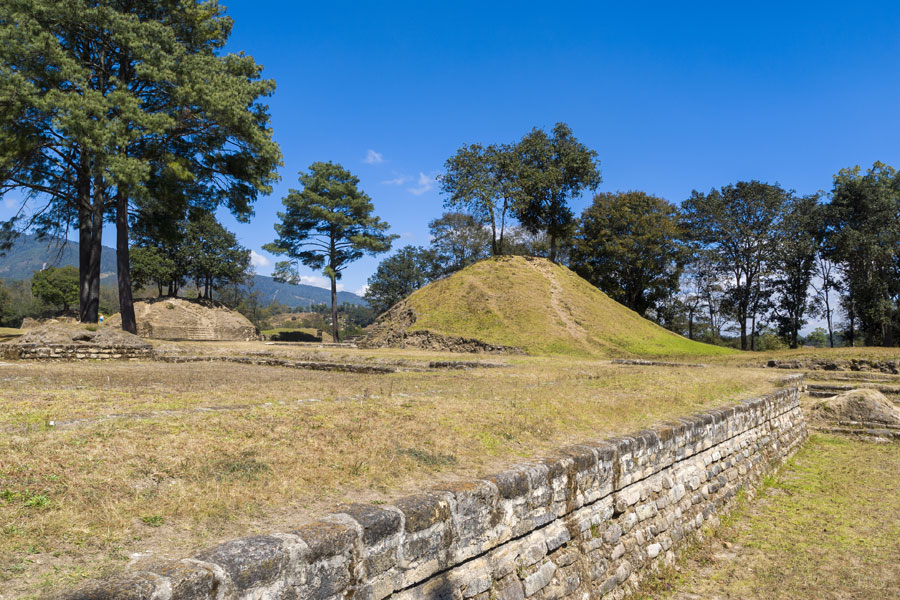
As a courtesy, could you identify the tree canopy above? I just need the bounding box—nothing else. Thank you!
[31,265,79,313]
[427,212,491,277]
[571,191,684,317]
[438,144,518,255]
[364,245,436,315]
[825,162,900,346]
[681,181,789,350]
[514,123,601,262]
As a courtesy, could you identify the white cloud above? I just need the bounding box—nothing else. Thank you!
[354,284,369,296]
[382,174,412,186]
[408,172,435,196]
[399,231,415,239]
[297,275,344,291]
[364,149,384,164]
[3,196,19,210]
[250,250,272,269]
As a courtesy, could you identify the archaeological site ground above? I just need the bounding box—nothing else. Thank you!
[1,260,898,600]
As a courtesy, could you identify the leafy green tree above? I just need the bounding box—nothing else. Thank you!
[681,181,789,351]
[0,281,12,325]
[428,212,491,276]
[514,123,602,262]
[770,195,821,348]
[571,191,684,316]
[804,327,828,348]
[183,212,251,299]
[265,162,396,341]
[439,144,519,255]
[364,246,436,315]
[825,162,900,346]
[131,212,249,299]
[810,253,841,348]
[31,265,79,313]
[0,1,281,332]
[129,246,178,297]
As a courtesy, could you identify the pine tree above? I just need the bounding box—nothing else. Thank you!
[265,162,396,342]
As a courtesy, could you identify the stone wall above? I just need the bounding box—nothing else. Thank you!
[2,343,153,360]
[63,377,806,600]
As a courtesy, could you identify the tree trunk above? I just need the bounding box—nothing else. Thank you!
[848,303,855,347]
[489,212,498,256]
[687,308,694,340]
[791,316,799,349]
[549,234,558,263]
[77,152,92,323]
[82,181,104,323]
[885,304,894,347]
[78,202,91,322]
[330,274,339,343]
[498,200,508,255]
[116,190,137,334]
[740,315,748,351]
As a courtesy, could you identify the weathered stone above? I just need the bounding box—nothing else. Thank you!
[337,503,401,545]
[490,469,531,499]
[55,572,164,600]
[194,535,288,592]
[394,493,452,533]
[523,561,557,596]
[293,521,356,562]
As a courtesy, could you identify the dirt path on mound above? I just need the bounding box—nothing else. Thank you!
[525,258,591,348]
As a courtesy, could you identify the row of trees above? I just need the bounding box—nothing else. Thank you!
[367,126,900,349]
[130,211,250,299]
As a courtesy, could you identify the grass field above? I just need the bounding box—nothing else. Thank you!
[637,434,900,599]
[0,347,778,598]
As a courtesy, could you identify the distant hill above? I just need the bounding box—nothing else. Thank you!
[365,255,731,358]
[0,234,365,307]
[247,273,365,307]
[0,234,117,280]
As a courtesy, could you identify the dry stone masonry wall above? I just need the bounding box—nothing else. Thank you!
[2,344,153,360]
[63,377,806,600]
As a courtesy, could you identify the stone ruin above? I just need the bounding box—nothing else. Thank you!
[2,322,152,360]
[105,297,258,341]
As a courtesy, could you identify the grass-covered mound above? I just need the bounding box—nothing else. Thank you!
[365,255,732,357]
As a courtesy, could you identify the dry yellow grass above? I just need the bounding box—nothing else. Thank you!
[0,352,779,598]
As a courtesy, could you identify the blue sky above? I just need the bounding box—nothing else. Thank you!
[6,1,900,296]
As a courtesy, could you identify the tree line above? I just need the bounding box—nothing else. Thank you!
[367,126,900,350]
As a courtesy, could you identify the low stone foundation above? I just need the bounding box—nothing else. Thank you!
[1,343,153,360]
[61,377,807,600]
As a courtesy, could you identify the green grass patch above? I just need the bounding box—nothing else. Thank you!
[640,434,900,599]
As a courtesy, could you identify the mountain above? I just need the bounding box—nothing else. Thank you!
[0,234,117,281]
[0,234,365,307]
[365,255,731,357]
[247,274,365,307]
